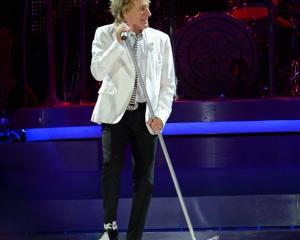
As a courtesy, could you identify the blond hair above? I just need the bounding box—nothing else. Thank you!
[109,0,151,25]
[110,0,134,25]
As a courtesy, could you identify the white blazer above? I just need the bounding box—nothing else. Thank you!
[90,24,176,134]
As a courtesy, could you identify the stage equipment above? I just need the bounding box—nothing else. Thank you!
[123,35,219,240]
[230,0,268,21]
[287,3,300,95]
[0,111,9,142]
[229,1,270,42]
[175,13,258,99]
[289,60,300,95]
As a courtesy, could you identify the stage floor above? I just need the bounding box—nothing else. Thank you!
[3,229,300,240]
[2,98,300,237]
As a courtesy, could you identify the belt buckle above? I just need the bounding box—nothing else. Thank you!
[127,102,138,111]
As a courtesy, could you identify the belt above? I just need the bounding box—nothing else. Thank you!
[126,102,146,111]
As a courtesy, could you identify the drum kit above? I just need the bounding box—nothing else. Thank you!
[175,0,300,99]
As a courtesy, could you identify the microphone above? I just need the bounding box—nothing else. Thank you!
[121,31,128,40]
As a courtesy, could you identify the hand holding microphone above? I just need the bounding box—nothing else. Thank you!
[116,22,130,43]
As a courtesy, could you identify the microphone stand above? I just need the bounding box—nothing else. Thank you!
[124,36,197,240]
[124,35,219,240]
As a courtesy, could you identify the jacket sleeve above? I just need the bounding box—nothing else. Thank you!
[90,27,126,81]
[154,35,176,125]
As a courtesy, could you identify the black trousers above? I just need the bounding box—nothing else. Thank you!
[101,103,157,240]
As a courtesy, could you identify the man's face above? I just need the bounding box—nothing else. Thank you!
[123,0,151,33]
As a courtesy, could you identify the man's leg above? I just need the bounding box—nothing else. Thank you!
[126,107,158,240]
[101,118,130,239]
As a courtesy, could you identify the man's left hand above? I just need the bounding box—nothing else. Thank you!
[147,117,163,134]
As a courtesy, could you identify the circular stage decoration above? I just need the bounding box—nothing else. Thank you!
[175,13,258,99]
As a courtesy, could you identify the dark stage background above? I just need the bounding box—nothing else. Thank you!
[1,0,300,110]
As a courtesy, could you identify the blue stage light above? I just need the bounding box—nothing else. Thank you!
[24,120,300,142]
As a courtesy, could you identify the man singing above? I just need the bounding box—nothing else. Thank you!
[90,0,176,239]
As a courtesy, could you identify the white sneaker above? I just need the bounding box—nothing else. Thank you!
[98,221,119,240]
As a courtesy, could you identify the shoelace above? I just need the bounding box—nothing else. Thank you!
[104,221,118,231]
